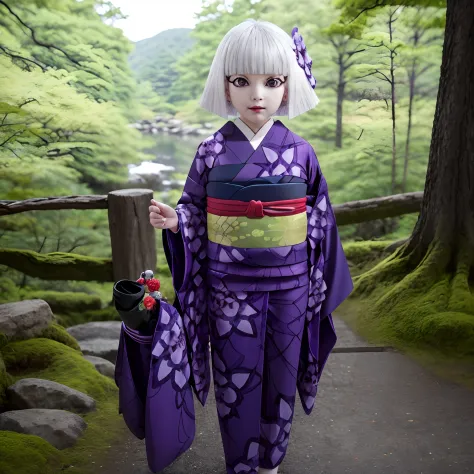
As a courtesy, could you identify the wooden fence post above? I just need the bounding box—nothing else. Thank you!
[108,189,157,281]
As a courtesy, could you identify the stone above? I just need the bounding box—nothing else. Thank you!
[0,300,53,340]
[84,355,115,378]
[66,321,122,341]
[7,378,96,413]
[78,338,119,363]
[0,408,87,449]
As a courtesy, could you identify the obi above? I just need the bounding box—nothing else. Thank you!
[206,196,307,248]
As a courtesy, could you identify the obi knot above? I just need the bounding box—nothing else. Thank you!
[246,200,265,218]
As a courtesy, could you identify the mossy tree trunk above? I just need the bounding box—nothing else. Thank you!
[352,0,474,355]
[396,0,474,274]
[358,0,474,289]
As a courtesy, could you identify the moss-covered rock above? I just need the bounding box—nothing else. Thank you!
[0,336,124,474]
[38,324,81,351]
[1,338,116,400]
[0,431,64,474]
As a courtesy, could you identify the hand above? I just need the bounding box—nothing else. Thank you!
[149,199,179,232]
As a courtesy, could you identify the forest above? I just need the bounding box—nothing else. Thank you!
[0,0,447,309]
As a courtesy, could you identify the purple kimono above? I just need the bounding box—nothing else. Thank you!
[115,119,353,474]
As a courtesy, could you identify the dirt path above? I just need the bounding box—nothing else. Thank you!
[95,317,474,474]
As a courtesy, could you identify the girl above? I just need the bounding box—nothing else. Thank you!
[149,19,353,474]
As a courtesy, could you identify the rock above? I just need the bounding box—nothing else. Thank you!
[7,378,96,413]
[169,127,181,134]
[0,408,87,449]
[0,300,53,340]
[203,122,213,129]
[196,128,212,136]
[78,338,119,363]
[151,128,158,134]
[66,321,122,341]
[84,355,115,378]
[168,119,182,126]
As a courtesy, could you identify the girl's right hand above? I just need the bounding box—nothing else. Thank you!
[149,199,179,232]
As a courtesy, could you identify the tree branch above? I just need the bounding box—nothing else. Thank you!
[0,1,104,81]
[0,130,25,147]
[346,1,386,24]
[0,45,46,71]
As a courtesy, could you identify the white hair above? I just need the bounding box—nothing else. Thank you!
[199,19,319,120]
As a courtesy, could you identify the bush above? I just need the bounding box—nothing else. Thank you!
[24,291,102,314]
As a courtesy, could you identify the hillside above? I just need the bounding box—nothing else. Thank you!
[129,28,195,99]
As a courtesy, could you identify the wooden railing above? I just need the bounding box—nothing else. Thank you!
[0,190,423,282]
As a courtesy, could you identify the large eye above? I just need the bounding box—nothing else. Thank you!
[227,76,249,87]
[267,77,286,87]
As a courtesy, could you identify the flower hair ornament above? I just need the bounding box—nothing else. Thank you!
[291,27,316,89]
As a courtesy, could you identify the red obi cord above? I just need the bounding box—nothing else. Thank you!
[207,197,307,219]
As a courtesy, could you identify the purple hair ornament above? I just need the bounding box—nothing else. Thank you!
[291,26,317,89]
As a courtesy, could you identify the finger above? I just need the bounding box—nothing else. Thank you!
[150,212,162,219]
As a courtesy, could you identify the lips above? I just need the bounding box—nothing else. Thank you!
[249,107,265,110]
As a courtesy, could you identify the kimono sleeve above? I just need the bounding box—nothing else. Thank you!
[306,146,354,322]
[161,145,211,407]
[297,144,353,414]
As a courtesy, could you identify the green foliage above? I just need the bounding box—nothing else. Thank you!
[55,306,119,328]
[25,291,102,314]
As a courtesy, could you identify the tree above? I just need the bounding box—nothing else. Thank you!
[398,6,444,192]
[321,19,366,148]
[358,7,404,194]
[339,0,474,356]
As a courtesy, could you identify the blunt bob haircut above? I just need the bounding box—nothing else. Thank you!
[199,19,319,120]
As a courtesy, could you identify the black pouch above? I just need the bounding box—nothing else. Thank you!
[113,279,152,331]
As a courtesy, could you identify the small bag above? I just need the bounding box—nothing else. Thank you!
[113,279,151,330]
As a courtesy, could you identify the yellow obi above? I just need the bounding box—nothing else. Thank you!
[207,212,307,248]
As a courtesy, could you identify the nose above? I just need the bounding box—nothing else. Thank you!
[251,82,265,101]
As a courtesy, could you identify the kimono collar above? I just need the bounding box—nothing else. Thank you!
[233,118,275,150]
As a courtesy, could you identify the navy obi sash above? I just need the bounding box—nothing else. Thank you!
[207,165,308,202]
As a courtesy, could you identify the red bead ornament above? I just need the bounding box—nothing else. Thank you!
[143,296,157,310]
[146,278,161,292]
[136,277,145,285]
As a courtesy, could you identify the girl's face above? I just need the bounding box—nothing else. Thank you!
[225,74,288,132]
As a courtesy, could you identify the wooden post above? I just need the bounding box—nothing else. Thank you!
[108,189,156,281]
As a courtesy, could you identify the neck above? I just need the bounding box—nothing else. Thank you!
[239,117,272,134]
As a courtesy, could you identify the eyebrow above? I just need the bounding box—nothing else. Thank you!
[228,74,283,79]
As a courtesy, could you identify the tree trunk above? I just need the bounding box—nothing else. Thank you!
[398,0,474,272]
[389,10,397,195]
[402,60,416,194]
[336,57,345,148]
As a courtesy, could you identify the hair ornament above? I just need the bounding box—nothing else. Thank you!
[291,27,316,89]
